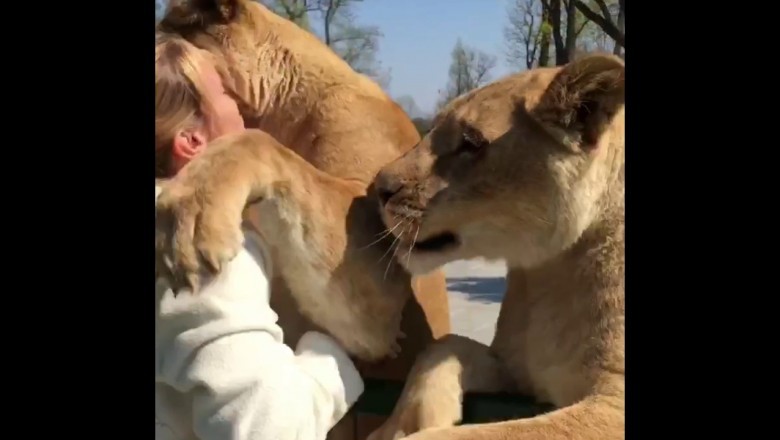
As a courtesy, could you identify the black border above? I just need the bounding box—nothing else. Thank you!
[5,1,150,436]
[629,0,758,437]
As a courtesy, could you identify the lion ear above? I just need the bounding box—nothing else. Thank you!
[162,0,239,28]
[532,53,625,152]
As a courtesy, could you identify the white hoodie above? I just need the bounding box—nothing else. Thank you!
[155,186,364,440]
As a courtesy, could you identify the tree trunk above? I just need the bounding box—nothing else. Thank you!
[613,0,625,56]
[565,0,577,61]
[539,2,551,67]
[323,1,337,46]
[549,0,566,65]
[574,0,624,48]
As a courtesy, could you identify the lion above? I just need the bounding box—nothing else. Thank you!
[158,0,450,368]
[158,0,450,437]
[362,53,626,440]
[157,128,419,361]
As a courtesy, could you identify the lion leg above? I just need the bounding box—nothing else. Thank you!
[268,275,323,347]
[411,270,450,339]
[399,394,623,440]
[269,276,358,440]
[354,269,451,440]
[366,334,515,440]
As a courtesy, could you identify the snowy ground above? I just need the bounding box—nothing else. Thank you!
[442,258,507,345]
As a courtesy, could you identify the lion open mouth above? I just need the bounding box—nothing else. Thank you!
[412,232,460,253]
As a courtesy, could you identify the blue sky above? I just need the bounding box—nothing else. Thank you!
[353,0,513,115]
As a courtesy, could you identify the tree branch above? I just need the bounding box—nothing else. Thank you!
[329,26,380,46]
[573,0,624,47]
[321,0,346,46]
[549,0,566,64]
[593,0,613,23]
[614,0,624,56]
[575,16,590,38]
[527,10,537,68]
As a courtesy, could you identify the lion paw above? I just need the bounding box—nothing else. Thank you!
[155,178,245,294]
[366,420,407,440]
[386,328,409,359]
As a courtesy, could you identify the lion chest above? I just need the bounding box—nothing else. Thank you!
[276,255,354,327]
[280,267,396,359]
[493,265,614,407]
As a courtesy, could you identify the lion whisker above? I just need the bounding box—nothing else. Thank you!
[377,214,411,266]
[404,224,420,268]
[377,220,406,266]
[360,218,403,251]
[384,221,412,280]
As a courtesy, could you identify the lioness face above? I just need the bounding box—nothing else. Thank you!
[376,55,625,274]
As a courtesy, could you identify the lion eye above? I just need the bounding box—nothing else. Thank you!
[458,135,486,155]
[460,138,478,152]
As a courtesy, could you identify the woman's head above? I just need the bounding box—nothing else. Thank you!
[155,33,244,177]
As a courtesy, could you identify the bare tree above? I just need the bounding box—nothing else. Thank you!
[508,0,591,65]
[576,18,613,54]
[395,95,423,119]
[545,0,589,65]
[437,39,497,110]
[259,0,318,29]
[504,0,545,70]
[503,0,623,67]
[538,2,552,67]
[564,0,578,62]
[260,0,391,88]
[323,3,386,80]
[547,0,564,64]
[573,0,624,52]
[613,0,624,57]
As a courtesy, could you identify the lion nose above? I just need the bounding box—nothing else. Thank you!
[376,172,402,207]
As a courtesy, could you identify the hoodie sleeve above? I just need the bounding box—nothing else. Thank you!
[155,189,363,440]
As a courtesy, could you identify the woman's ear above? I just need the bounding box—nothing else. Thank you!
[172,129,208,162]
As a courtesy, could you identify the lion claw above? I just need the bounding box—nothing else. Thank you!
[388,340,403,358]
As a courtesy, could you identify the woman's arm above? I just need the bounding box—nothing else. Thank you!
[155,215,363,440]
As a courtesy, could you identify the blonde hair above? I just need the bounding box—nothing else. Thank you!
[155,33,216,177]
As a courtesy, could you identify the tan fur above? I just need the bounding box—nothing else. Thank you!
[367,54,625,440]
[160,0,417,184]
[158,0,450,366]
[159,129,418,360]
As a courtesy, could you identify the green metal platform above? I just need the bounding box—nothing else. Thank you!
[355,378,554,424]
